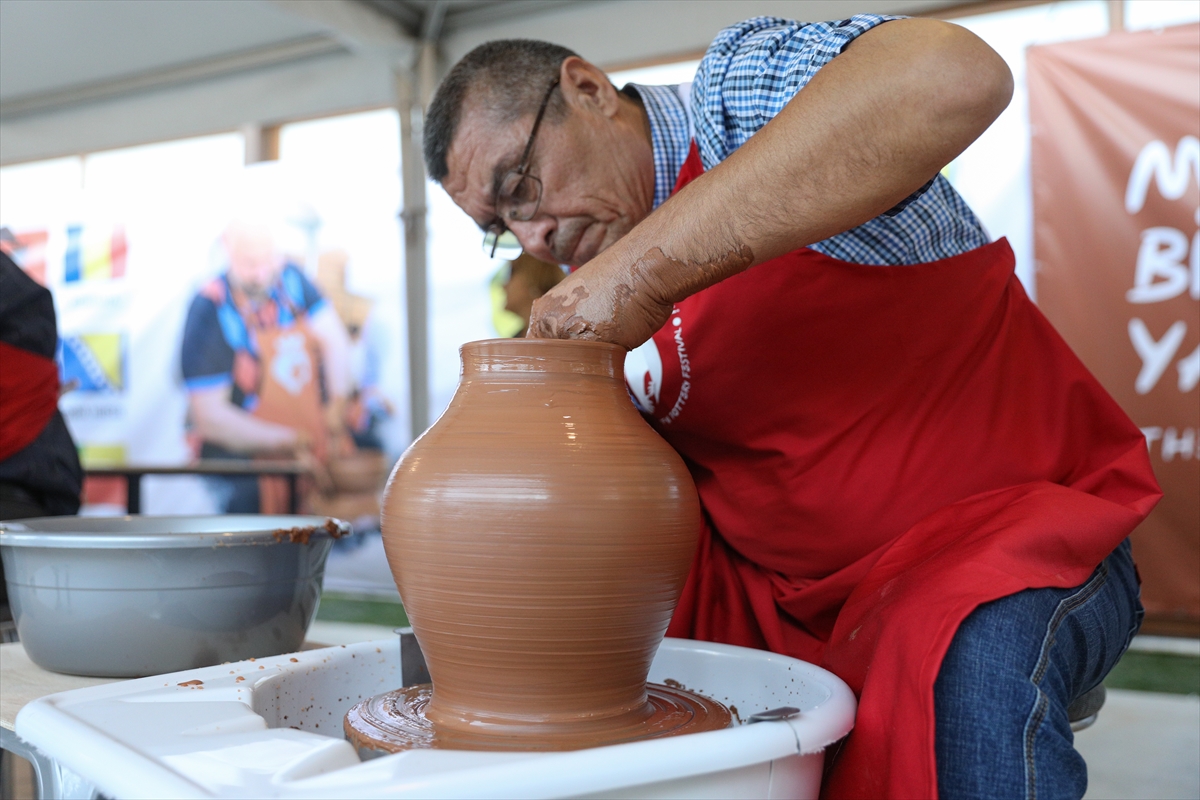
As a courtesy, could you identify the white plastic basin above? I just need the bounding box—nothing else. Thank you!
[15,637,856,799]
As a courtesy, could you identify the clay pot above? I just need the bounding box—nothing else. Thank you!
[381,338,701,747]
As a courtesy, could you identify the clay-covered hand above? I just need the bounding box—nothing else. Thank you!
[525,259,672,350]
[526,237,755,349]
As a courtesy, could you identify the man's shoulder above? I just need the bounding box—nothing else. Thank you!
[184,282,226,333]
[195,275,227,306]
[692,14,898,170]
[0,251,56,357]
[703,16,796,59]
[695,14,898,97]
[278,262,325,312]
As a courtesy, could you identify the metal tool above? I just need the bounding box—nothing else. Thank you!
[748,706,801,723]
[396,626,431,686]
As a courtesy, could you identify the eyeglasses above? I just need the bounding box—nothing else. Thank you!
[482,79,561,260]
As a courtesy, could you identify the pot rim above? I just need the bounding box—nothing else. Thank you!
[0,515,350,549]
[462,338,624,350]
[460,338,627,377]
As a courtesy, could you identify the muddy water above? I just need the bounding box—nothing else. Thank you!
[345,682,732,753]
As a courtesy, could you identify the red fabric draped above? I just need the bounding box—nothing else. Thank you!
[0,341,59,461]
[657,145,1160,798]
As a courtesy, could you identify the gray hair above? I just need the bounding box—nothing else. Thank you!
[424,39,579,183]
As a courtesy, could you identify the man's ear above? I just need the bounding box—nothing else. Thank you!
[559,56,621,118]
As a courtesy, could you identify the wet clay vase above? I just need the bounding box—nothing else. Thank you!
[379,338,703,749]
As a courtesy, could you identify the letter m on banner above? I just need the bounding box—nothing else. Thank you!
[1125,137,1200,214]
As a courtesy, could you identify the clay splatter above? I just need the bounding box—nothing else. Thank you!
[272,518,346,544]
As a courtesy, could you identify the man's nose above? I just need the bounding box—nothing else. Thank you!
[510,216,557,263]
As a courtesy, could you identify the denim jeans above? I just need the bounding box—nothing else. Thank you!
[934,538,1143,800]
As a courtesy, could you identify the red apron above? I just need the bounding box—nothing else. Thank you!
[628,145,1161,798]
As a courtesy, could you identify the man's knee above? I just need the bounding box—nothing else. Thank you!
[933,549,1139,800]
[935,590,1082,799]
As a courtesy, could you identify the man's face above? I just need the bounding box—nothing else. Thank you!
[224,222,283,299]
[442,66,654,268]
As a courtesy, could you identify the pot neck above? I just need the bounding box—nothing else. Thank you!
[460,339,626,380]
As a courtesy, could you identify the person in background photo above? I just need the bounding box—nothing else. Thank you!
[491,253,566,338]
[0,247,83,640]
[181,215,352,513]
[315,249,394,452]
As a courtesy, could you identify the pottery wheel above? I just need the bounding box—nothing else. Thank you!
[345,683,733,754]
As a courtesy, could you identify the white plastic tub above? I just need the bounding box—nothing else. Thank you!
[15,637,856,799]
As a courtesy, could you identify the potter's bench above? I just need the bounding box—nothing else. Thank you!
[85,460,310,514]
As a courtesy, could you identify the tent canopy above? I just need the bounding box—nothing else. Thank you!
[0,0,960,435]
[0,0,958,165]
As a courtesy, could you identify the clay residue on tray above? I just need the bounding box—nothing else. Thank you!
[272,518,346,544]
[178,679,203,688]
[345,682,731,754]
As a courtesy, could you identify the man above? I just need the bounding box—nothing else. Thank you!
[424,15,1160,800]
[0,250,83,638]
[181,217,352,512]
[494,253,567,337]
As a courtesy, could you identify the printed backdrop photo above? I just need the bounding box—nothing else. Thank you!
[2,149,411,516]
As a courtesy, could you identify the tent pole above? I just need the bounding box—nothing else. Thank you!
[396,62,429,442]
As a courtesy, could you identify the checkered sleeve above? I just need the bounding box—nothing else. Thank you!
[693,15,894,170]
[690,15,989,265]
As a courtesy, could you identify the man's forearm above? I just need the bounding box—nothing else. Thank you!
[529,19,1012,347]
[670,20,1007,274]
[190,392,298,454]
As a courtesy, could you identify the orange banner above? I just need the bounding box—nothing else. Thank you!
[1030,24,1200,634]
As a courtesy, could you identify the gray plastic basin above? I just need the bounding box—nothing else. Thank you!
[0,515,349,677]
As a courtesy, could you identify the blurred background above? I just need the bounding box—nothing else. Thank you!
[0,3,1196,797]
[0,0,1196,630]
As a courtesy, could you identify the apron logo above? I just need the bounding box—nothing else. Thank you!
[625,337,664,414]
[659,314,692,425]
[624,308,692,424]
[271,331,312,396]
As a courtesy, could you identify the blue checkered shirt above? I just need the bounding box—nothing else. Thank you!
[625,15,989,265]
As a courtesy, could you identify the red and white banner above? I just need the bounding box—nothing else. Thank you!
[1029,24,1200,632]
